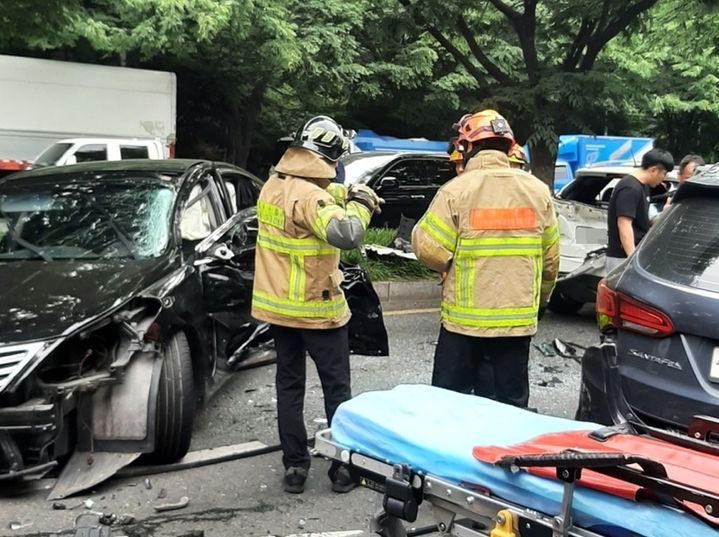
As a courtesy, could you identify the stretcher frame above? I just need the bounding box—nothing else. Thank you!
[316,425,719,537]
[315,429,603,537]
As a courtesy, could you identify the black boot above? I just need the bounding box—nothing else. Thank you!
[329,463,357,494]
[284,466,308,494]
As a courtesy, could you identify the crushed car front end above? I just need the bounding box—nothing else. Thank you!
[0,297,165,481]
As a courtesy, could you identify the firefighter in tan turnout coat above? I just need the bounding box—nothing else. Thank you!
[251,116,381,494]
[412,110,559,408]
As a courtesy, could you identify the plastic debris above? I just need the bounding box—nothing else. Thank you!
[553,338,584,362]
[144,478,153,490]
[8,522,33,531]
[153,496,190,512]
[533,342,556,357]
[117,514,136,526]
[84,499,95,510]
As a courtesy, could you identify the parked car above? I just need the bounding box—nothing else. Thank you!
[32,138,167,168]
[576,168,719,434]
[550,165,676,314]
[341,151,455,228]
[0,159,388,498]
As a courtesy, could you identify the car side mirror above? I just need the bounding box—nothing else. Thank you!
[379,176,398,190]
[65,154,77,166]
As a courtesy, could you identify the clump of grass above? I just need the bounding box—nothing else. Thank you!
[341,227,435,282]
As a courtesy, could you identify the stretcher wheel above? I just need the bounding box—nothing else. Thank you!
[371,509,407,537]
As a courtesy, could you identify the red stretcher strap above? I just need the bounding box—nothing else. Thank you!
[473,430,719,514]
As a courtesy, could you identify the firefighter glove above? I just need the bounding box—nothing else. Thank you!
[347,184,384,214]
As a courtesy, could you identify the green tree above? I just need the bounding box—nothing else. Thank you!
[20,0,370,169]
[394,0,661,186]
[0,0,80,50]
[604,0,719,161]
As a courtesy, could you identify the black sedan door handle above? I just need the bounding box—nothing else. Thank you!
[410,194,425,199]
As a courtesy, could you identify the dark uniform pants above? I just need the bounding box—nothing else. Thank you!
[272,324,351,470]
[431,326,530,408]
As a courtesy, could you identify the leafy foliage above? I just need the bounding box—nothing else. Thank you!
[603,0,719,160]
[1,0,717,177]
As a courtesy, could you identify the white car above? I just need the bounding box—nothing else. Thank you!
[32,138,166,168]
[550,165,676,313]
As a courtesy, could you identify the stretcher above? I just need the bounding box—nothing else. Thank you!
[315,385,719,537]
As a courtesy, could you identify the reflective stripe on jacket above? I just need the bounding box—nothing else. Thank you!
[251,173,370,329]
[411,150,560,337]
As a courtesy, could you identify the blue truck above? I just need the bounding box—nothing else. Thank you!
[553,135,655,191]
[352,129,448,153]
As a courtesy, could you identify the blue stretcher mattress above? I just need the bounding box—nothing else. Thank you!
[331,385,717,537]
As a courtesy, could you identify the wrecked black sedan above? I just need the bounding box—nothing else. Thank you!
[0,159,388,497]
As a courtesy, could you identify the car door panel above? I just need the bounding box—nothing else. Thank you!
[197,209,389,358]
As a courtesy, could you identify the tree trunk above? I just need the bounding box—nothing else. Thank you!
[226,85,265,169]
[529,137,557,191]
[227,105,259,168]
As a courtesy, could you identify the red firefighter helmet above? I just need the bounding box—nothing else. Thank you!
[454,109,514,155]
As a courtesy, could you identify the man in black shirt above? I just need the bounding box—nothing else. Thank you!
[606,148,674,272]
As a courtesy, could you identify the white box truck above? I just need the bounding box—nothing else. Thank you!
[0,55,176,174]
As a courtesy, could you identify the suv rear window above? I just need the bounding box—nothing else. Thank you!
[639,198,719,292]
[558,173,626,204]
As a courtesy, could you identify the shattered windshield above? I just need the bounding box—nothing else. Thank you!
[0,178,175,261]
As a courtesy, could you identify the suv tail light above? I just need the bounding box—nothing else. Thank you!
[596,279,675,337]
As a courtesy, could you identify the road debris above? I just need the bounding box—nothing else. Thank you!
[144,478,153,490]
[84,499,95,510]
[553,338,585,362]
[52,501,68,510]
[157,488,167,499]
[99,513,117,526]
[117,514,136,526]
[533,342,556,357]
[117,440,277,477]
[537,377,563,388]
[8,522,33,531]
[153,496,190,512]
[177,531,204,537]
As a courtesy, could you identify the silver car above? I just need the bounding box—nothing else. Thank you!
[550,165,676,314]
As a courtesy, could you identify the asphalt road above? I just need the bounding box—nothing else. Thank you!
[0,307,599,537]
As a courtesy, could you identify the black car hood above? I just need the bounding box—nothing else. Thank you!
[0,257,178,344]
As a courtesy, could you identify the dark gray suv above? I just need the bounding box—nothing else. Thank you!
[577,169,719,432]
